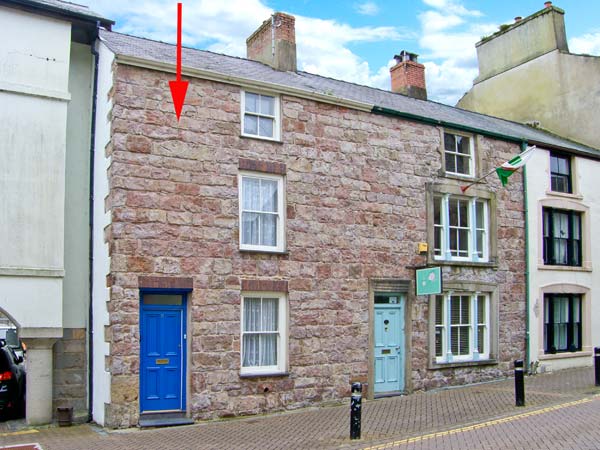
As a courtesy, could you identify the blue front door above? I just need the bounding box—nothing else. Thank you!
[374,294,405,393]
[140,293,186,412]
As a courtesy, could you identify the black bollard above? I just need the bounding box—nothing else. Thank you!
[515,359,525,407]
[595,348,600,387]
[350,382,362,440]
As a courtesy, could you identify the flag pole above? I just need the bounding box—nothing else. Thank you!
[460,167,498,193]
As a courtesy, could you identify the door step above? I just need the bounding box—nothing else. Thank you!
[138,412,194,428]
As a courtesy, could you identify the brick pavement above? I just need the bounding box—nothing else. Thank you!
[0,367,597,450]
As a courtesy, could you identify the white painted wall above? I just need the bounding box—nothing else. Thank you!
[526,148,600,371]
[0,6,71,333]
[92,40,114,426]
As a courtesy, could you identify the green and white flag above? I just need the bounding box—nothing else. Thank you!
[496,145,536,186]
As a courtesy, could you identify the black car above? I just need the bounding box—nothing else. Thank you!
[0,339,25,420]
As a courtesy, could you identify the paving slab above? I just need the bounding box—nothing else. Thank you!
[0,367,596,450]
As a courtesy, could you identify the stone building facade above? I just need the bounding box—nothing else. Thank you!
[90,14,594,428]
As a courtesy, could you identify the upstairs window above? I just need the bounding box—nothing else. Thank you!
[444,132,474,177]
[239,172,285,252]
[434,195,489,262]
[550,153,572,193]
[543,208,581,266]
[241,91,280,140]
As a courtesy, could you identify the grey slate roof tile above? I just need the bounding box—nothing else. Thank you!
[11,0,113,25]
[100,29,599,157]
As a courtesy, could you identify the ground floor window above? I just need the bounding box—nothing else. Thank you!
[241,293,287,375]
[544,294,581,354]
[435,293,489,363]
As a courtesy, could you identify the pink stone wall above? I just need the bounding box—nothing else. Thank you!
[103,64,526,427]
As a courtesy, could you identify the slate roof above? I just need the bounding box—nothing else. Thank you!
[4,0,113,27]
[100,29,599,157]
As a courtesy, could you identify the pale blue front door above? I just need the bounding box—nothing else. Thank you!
[140,293,186,413]
[374,294,405,393]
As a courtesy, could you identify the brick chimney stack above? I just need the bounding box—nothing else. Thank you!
[247,12,297,72]
[390,51,427,101]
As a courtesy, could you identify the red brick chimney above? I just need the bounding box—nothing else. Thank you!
[247,12,297,72]
[390,51,427,101]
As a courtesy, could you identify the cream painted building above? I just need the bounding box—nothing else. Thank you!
[0,0,112,424]
[457,3,600,149]
[458,3,600,372]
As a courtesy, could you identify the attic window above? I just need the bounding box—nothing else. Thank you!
[241,91,280,141]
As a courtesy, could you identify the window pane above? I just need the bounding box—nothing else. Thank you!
[458,229,469,255]
[572,214,580,240]
[476,202,484,228]
[445,154,456,173]
[243,298,261,332]
[444,133,455,152]
[456,155,470,174]
[245,92,259,113]
[458,200,468,227]
[261,298,279,331]
[477,296,486,325]
[260,180,278,213]
[550,155,559,173]
[476,230,484,257]
[259,95,275,116]
[258,117,274,137]
[558,157,568,175]
[448,199,459,226]
[242,177,261,210]
[434,226,442,256]
[435,296,444,325]
[242,212,260,245]
[243,334,260,366]
[457,136,470,154]
[477,325,485,353]
[260,213,277,246]
[244,114,258,135]
[434,197,441,225]
[260,334,277,366]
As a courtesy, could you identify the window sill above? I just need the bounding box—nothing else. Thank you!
[545,190,583,201]
[239,371,289,379]
[240,134,283,144]
[441,172,475,182]
[537,264,591,272]
[239,248,289,256]
[429,258,497,269]
[539,351,591,361]
[429,359,497,370]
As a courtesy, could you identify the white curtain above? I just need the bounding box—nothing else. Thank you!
[242,177,278,246]
[552,213,568,264]
[242,298,278,367]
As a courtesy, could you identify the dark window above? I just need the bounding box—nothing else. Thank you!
[550,153,572,193]
[444,133,472,176]
[543,208,581,266]
[544,294,581,353]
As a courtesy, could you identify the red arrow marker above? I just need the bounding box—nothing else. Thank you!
[169,2,188,121]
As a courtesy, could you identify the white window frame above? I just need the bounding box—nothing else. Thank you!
[444,131,475,178]
[240,90,281,141]
[240,292,287,376]
[434,194,489,262]
[238,171,285,253]
[435,292,490,363]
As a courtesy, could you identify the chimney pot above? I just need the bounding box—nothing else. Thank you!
[247,12,297,72]
[390,50,427,100]
[514,16,522,22]
[544,1,552,7]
